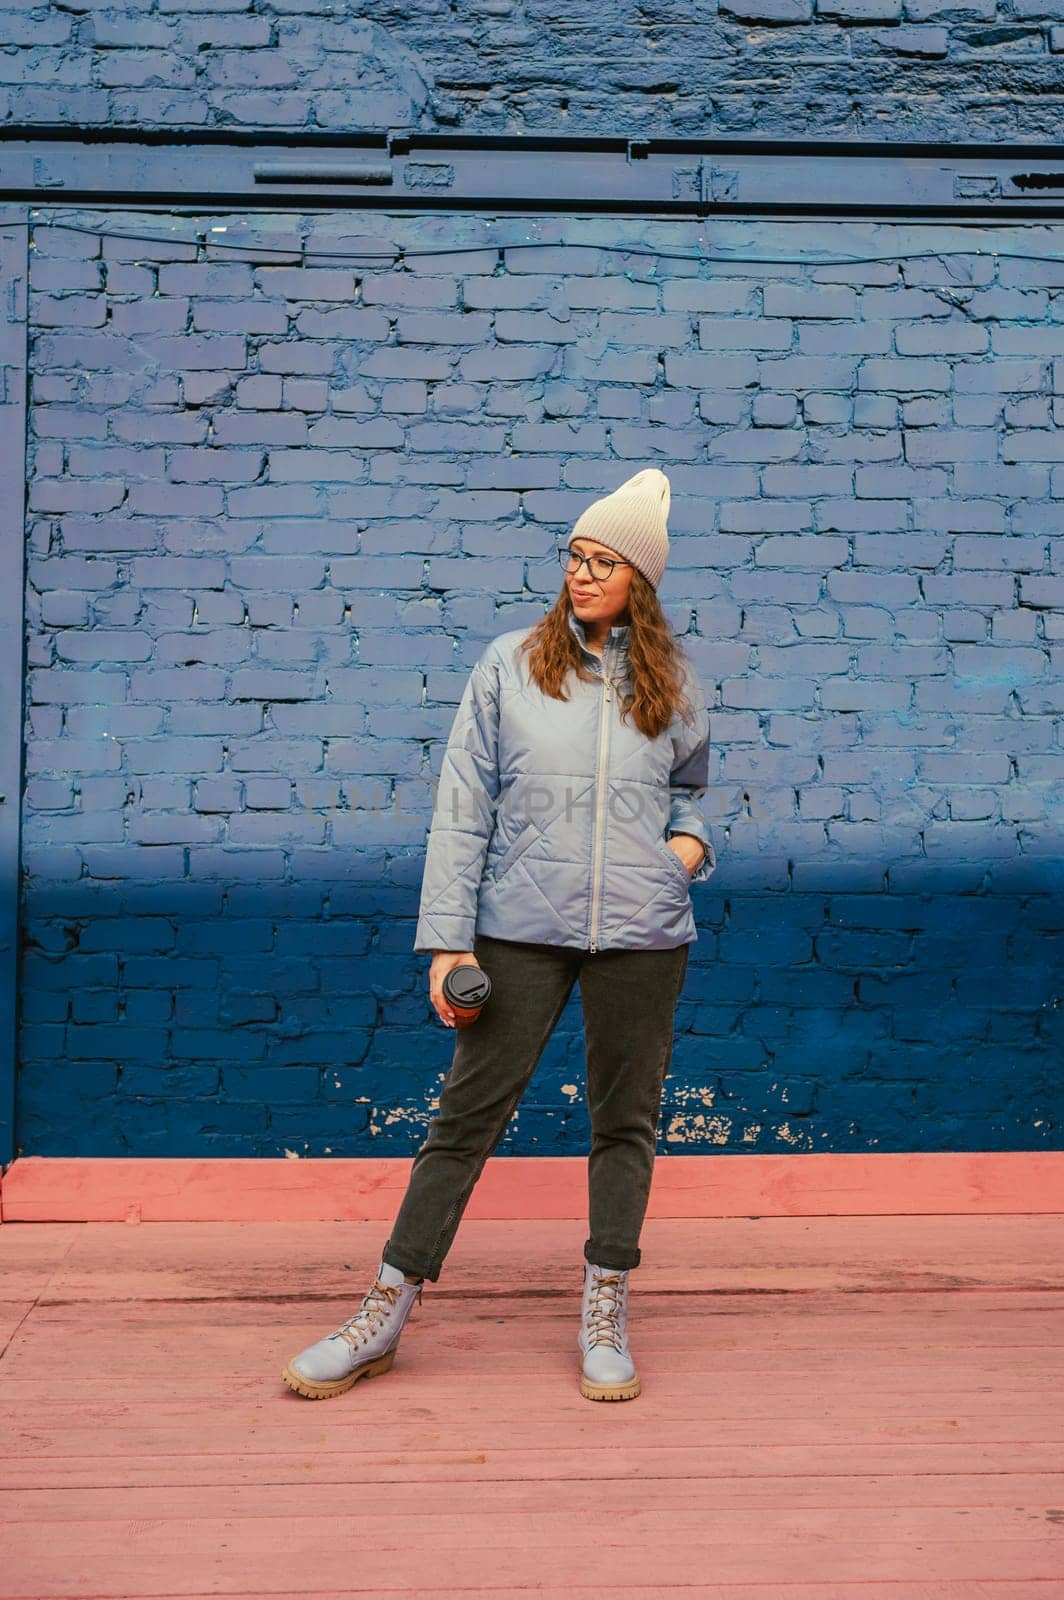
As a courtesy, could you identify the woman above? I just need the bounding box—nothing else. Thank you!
[282,468,715,1404]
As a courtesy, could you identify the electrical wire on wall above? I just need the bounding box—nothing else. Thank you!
[24,213,1064,275]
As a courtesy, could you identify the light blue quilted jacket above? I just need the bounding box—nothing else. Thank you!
[413,609,716,955]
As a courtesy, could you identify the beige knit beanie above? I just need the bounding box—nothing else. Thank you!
[568,468,671,590]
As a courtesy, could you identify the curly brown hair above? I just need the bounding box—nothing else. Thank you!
[515,572,697,741]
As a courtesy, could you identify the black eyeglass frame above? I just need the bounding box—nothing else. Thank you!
[558,547,634,582]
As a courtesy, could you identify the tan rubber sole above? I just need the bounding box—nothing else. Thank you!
[579,1371,641,1401]
[280,1344,397,1400]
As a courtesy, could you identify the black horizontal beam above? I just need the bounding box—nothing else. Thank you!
[5,131,1064,216]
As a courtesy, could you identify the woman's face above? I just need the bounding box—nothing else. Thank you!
[565,536,634,628]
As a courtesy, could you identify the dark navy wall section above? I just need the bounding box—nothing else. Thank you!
[13,208,1062,1159]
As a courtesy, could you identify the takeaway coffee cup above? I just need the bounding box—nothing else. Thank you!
[442,962,492,1027]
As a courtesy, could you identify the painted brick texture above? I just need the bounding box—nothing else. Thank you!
[5,1,1064,140]
[14,210,1064,1158]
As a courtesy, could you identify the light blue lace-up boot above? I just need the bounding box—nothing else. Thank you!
[281,1258,424,1400]
[577,1261,641,1401]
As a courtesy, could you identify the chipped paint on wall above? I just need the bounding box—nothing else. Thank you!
[773,1121,815,1151]
[670,1085,717,1108]
[665,1110,733,1146]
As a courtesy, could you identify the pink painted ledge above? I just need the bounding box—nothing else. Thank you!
[1,1151,1062,1223]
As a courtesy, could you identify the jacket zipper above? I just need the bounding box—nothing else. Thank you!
[588,644,613,954]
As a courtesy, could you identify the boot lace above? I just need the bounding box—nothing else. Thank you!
[332,1277,420,1353]
[585,1269,628,1353]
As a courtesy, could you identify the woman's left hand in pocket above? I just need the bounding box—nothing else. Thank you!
[665,832,706,876]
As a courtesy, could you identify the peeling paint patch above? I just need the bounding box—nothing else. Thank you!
[670,1084,716,1108]
[773,1121,814,1150]
[369,1103,436,1137]
[665,1110,732,1145]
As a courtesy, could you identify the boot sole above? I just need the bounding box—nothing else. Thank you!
[280,1345,397,1399]
[580,1371,641,1401]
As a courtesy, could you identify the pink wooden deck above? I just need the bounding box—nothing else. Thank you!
[2,1210,1063,1597]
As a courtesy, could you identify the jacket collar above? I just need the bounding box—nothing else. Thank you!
[567,607,630,663]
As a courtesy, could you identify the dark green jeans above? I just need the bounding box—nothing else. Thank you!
[382,932,690,1283]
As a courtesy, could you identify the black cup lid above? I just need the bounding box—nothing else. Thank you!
[443,964,492,1005]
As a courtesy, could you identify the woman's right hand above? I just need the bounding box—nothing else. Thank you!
[429,950,479,1028]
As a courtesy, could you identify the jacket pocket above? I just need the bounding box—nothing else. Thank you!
[654,834,694,887]
[490,819,538,883]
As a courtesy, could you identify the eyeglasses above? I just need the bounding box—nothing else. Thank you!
[558,547,632,582]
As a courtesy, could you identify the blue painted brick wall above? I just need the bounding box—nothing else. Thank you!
[12,208,1062,1158]
[5,0,1064,140]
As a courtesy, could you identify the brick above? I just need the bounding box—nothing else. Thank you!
[14,192,1064,1162]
